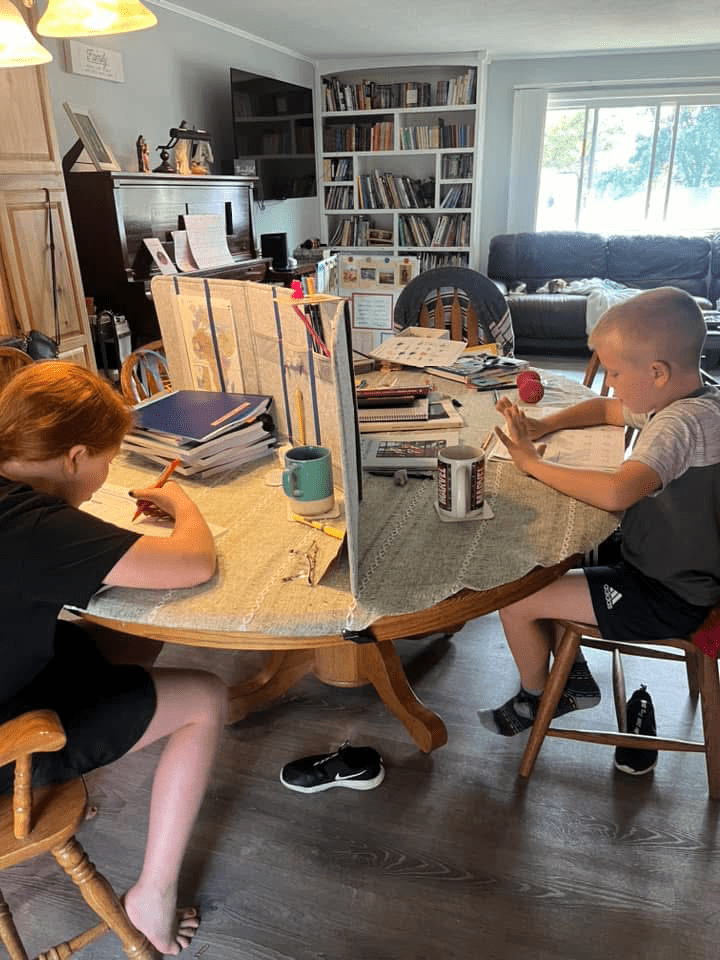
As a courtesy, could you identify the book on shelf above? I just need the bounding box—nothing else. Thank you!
[360,435,449,471]
[426,354,528,384]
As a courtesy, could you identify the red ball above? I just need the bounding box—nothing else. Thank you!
[518,377,544,404]
[516,370,541,387]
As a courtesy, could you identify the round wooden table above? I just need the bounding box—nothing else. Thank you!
[79,372,620,752]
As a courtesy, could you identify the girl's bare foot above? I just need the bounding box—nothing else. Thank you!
[123,887,199,955]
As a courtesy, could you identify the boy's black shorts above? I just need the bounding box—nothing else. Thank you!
[0,620,157,794]
[583,534,711,645]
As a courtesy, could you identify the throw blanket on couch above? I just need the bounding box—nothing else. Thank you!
[535,277,641,333]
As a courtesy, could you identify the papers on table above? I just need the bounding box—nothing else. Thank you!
[488,407,625,472]
[81,483,226,538]
[370,332,466,368]
[182,214,234,269]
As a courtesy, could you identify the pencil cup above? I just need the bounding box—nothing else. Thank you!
[436,445,485,521]
[282,445,335,516]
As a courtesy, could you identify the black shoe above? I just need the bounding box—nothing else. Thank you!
[280,741,385,793]
[615,684,658,775]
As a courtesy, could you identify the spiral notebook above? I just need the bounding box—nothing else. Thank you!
[357,397,429,424]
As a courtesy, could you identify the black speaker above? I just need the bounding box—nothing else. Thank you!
[261,232,288,271]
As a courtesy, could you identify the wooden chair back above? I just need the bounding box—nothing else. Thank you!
[518,610,720,799]
[0,710,153,959]
[582,350,609,396]
[0,347,33,391]
[393,267,515,355]
[416,288,485,347]
[120,339,171,405]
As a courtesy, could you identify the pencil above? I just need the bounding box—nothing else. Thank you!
[291,514,345,540]
[295,389,306,444]
[131,458,181,521]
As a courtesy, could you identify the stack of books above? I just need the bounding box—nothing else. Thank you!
[356,385,464,433]
[123,389,276,478]
[425,354,529,391]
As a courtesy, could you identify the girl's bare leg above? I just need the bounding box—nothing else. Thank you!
[122,668,227,955]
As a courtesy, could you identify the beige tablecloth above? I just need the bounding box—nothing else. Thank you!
[82,373,619,636]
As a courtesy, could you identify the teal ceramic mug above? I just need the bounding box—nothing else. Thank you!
[282,445,335,516]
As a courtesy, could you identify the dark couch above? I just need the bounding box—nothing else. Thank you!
[487,231,720,355]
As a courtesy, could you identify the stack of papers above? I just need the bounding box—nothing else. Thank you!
[426,353,529,389]
[123,389,276,478]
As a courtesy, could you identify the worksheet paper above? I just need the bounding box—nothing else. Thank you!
[370,333,466,368]
[81,483,226,537]
[488,407,625,471]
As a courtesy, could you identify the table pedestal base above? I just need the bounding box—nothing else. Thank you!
[229,640,447,753]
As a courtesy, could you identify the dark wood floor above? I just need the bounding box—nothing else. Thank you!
[4,614,719,960]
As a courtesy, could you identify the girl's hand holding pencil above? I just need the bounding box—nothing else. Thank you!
[130,458,181,521]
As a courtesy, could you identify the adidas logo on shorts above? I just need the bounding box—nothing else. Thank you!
[603,584,623,609]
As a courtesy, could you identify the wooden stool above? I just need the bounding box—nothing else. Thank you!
[518,617,720,799]
[0,710,153,959]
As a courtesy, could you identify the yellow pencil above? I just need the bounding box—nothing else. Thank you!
[292,514,345,540]
[295,388,306,444]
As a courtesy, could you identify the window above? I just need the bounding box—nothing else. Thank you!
[537,92,720,235]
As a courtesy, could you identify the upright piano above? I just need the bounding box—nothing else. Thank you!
[64,172,268,345]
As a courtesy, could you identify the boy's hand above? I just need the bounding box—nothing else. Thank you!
[495,396,548,440]
[495,401,546,473]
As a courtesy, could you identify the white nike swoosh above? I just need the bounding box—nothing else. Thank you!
[334,769,369,780]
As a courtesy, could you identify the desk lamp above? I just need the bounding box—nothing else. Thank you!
[154,124,213,174]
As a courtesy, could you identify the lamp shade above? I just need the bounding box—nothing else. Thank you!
[0,0,53,67]
[37,0,157,37]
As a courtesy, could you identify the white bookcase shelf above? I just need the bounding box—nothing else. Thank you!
[316,59,483,272]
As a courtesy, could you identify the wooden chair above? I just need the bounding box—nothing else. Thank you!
[120,340,171,404]
[393,267,515,354]
[582,350,609,395]
[518,612,720,799]
[0,347,33,390]
[0,709,153,959]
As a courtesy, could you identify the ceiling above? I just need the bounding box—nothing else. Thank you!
[154,0,720,60]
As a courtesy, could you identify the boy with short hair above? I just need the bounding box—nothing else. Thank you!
[480,286,720,736]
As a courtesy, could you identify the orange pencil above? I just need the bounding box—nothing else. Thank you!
[131,458,181,521]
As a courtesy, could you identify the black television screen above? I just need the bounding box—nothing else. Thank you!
[231,68,316,202]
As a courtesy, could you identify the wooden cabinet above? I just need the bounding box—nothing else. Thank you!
[0,22,95,368]
[64,172,267,345]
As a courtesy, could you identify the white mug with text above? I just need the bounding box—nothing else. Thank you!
[436,445,485,521]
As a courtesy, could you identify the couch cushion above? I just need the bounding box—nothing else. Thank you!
[488,232,607,291]
[606,234,710,297]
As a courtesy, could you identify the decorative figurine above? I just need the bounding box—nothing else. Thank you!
[191,139,213,175]
[174,120,191,175]
[136,135,151,173]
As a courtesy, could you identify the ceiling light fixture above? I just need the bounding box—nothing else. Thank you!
[0,0,53,67]
[37,0,157,37]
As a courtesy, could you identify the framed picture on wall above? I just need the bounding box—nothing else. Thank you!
[62,102,120,171]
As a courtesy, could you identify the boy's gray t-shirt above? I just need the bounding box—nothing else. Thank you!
[622,385,720,607]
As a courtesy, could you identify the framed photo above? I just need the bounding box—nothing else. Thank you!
[62,102,120,172]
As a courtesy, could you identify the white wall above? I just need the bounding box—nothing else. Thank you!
[43,3,320,253]
[480,47,720,270]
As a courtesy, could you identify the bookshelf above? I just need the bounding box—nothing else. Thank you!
[317,60,483,272]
